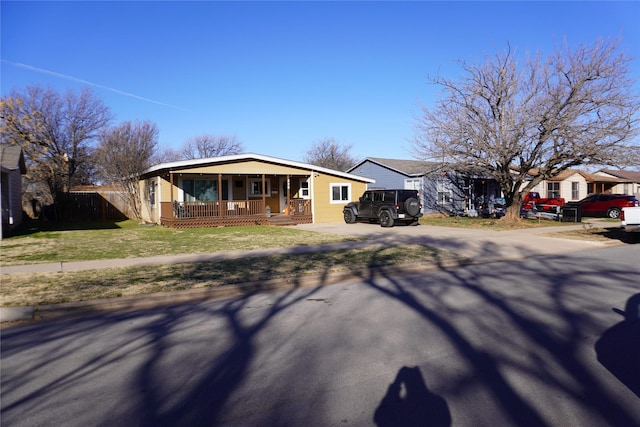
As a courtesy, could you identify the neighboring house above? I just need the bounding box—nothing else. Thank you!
[592,169,640,198]
[347,157,501,215]
[1,145,27,239]
[526,170,593,203]
[527,169,640,202]
[138,153,374,228]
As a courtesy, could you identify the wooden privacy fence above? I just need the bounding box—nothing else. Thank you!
[59,192,132,221]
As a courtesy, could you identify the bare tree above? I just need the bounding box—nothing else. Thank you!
[0,86,113,207]
[153,146,182,164]
[304,138,359,171]
[180,134,243,159]
[94,121,158,221]
[413,38,640,221]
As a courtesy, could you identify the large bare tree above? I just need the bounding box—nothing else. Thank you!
[304,137,359,171]
[180,134,243,159]
[94,121,158,221]
[413,39,640,221]
[0,86,113,206]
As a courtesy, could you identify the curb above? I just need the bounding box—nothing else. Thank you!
[0,258,468,325]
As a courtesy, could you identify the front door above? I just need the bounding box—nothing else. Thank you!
[279,177,288,213]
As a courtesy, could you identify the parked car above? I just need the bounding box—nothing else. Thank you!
[575,193,639,219]
[621,206,640,233]
[475,195,506,218]
[343,189,422,227]
[521,192,565,212]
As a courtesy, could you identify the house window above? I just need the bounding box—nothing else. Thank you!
[149,180,156,207]
[547,182,560,199]
[437,179,451,204]
[405,179,420,190]
[248,178,270,197]
[300,180,310,199]
[183,179,217,201]
[330,183,351,204]
[438,191,451,204]
[571,182,579,200]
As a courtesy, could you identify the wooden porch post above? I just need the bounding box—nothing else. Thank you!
[170,172,174,201]
[218,173,223,217]
[262,174,266,214]
[286,174,290,214]
[170,172,174,218]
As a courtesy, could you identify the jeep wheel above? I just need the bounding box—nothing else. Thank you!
[379,211,394,227]
[344,209,356,224]
[404,198,421,217]
[607,208,621,219]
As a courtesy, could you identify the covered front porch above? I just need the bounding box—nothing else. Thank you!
[159,172,313,228]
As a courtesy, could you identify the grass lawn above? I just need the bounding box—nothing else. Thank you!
[419,215,565,230]
[0,216,623,308]
[1,244,458,306]
[0,219,361,266]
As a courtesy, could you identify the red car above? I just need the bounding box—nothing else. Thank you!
[521,191,565,211]
[575,193,639,218]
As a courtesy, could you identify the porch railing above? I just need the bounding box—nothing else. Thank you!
[161,199,312,220]
[166,200,264,219]
[288,199,311,216]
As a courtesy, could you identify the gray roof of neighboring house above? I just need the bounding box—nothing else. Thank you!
[348,157,439,176]
[0,145,26,174]
[598,169,640,183]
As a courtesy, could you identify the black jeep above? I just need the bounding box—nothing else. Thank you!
[343,189,422,227]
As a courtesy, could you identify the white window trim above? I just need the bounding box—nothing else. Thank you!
[149,178,157,208]
[330,182,352,204]
[300,178,311,200]
[248,178,271,197]
[405,178,421,190]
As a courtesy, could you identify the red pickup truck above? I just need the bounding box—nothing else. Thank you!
[521,192,565,212]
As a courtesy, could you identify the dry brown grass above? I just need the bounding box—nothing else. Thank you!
[1,244,460,307]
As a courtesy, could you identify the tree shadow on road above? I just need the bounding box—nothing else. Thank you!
[357,242,640,426]
[2,240,640,426]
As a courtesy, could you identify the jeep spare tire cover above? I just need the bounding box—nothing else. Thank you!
[404,198,420,217]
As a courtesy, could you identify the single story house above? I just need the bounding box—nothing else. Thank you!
[1,145,27,239]
[139,153,374,228]
[591,170,640,197]
[347,157,501,215]
[526,169,640,203]
[525,169,593,203]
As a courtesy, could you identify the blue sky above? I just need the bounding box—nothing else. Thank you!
[2,1,639,164]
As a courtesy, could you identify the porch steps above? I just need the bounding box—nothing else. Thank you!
[267,214,297,226]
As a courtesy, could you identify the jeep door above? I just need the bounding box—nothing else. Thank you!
[358,191,375,218]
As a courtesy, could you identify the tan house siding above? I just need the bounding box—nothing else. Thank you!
[182,161,308,176]
[313,174,368,223]
[594,171,640,196]
[138,153,374,227]
[529,171,590,202]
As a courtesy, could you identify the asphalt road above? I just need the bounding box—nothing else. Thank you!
[1,244,639,426]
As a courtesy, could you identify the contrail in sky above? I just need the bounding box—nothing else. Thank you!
[3,60,188,111]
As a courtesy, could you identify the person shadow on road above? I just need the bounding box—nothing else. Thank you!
[374,366,451,427]
[595,293,640,398]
